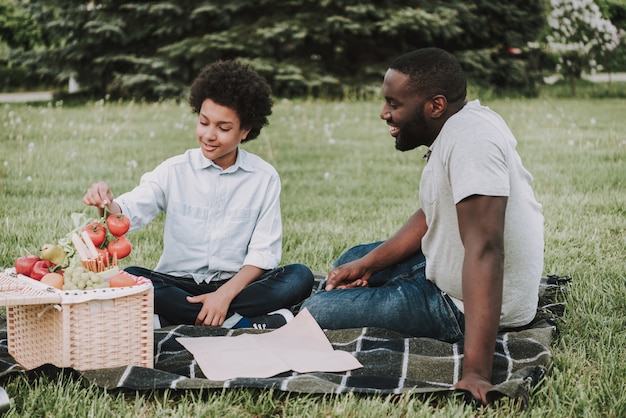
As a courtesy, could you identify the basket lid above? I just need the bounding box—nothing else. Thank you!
[1,269,153,306]
[0,271,62,306]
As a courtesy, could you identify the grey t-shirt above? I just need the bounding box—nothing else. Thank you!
[420,100,544,327]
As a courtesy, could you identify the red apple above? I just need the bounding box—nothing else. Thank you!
[15,255,42,277]
[30,260,54,281]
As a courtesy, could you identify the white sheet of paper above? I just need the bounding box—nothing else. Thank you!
[177,308,363,380]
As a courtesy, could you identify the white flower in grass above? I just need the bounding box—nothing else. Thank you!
[28,143,35,153]
[590,118,596,126]
[149,132,155,138]
[568,140,575,146]
[3,161,8,167]
[328,138,336,145]
[26,176,32,182]
[127,160,138,170]
[324,172,331,180]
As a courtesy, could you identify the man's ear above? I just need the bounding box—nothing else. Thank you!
[426,95,447,119]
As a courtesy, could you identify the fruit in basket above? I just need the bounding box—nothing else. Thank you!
[41,272,64,289]
[106,214,131,237]
[62,265,109,290]
[109,272,137,287]
[107,235,132,259]
[15,254,42,276]
[83,222,107,247]
[40,244,67,265]
[31,260,54,281]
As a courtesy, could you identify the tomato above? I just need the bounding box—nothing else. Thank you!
[83,222,107,247]
[30,260,54,281]
[107,235,132,259]
[106,214,130,237]
[15,254,42,276]
[109,272,137,287]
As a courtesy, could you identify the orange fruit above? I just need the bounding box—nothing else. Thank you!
[109,273,137,287]
[41,272,64,289]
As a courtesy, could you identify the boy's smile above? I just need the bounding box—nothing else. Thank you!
[196,99,250,169]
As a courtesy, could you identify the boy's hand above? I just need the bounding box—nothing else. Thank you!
[187,292,231,326]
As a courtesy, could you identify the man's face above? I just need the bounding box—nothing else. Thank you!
[380,69,431,151]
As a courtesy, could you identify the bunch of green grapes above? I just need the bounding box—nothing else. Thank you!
[62,266,110,290]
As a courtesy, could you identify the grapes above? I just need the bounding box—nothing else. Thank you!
[62,266,110,290]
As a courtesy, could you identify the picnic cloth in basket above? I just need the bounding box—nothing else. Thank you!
[0,274,570,404]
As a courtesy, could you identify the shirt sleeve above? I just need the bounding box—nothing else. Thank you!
[443,121,510,204]
[115,165,167,232]
[242,173,282,270]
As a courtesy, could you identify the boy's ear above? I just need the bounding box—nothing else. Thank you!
[427,95,447,119]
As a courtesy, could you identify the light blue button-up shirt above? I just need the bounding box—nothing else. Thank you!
[115,148,282,284]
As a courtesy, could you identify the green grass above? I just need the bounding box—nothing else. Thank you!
[0,83,625,416]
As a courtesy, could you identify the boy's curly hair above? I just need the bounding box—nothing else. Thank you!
[189,60,273,142]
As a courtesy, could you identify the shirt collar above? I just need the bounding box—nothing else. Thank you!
[195,148,255,173]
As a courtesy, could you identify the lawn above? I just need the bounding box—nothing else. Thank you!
[0,81,625,416]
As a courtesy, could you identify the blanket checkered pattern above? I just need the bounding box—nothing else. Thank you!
[0,275,570,404]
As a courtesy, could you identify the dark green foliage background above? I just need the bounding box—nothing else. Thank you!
[4,0,550,98]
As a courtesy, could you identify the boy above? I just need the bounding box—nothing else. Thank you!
[84,60,314,329]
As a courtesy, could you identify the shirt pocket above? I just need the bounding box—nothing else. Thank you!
[166,202,209,245]
[221,208,260,250]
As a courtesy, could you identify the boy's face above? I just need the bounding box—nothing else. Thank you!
[196,99,251,169]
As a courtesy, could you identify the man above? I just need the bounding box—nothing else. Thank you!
[301,48,544,404]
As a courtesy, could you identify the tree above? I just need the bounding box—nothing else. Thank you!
[15,0,547,99]
[0,0,46,91]
[0,0,43,50]
[596,0,626,74]
[545,0,622,95]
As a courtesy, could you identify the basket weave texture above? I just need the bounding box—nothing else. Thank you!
[0,270,153,370]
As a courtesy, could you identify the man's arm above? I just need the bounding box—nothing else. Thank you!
[326,209,427,289]
[453,194,507,405]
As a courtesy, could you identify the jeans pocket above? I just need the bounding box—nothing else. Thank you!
[439,292,465,342]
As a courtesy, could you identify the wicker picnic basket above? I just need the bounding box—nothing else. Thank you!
[0,269,153,370]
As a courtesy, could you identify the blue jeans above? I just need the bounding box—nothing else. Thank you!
[125,264,314,326]
[301,242,465,342]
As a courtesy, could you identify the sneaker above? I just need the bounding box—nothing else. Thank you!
[249,309,294,330]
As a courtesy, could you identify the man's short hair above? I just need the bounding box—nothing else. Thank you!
[389,48,467,104]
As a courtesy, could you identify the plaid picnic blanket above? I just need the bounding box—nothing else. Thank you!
[0,274,570,405]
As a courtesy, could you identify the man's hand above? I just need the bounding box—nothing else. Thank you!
[453,373,493,405]
[187,291,232,326]
[325,260,372,290]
